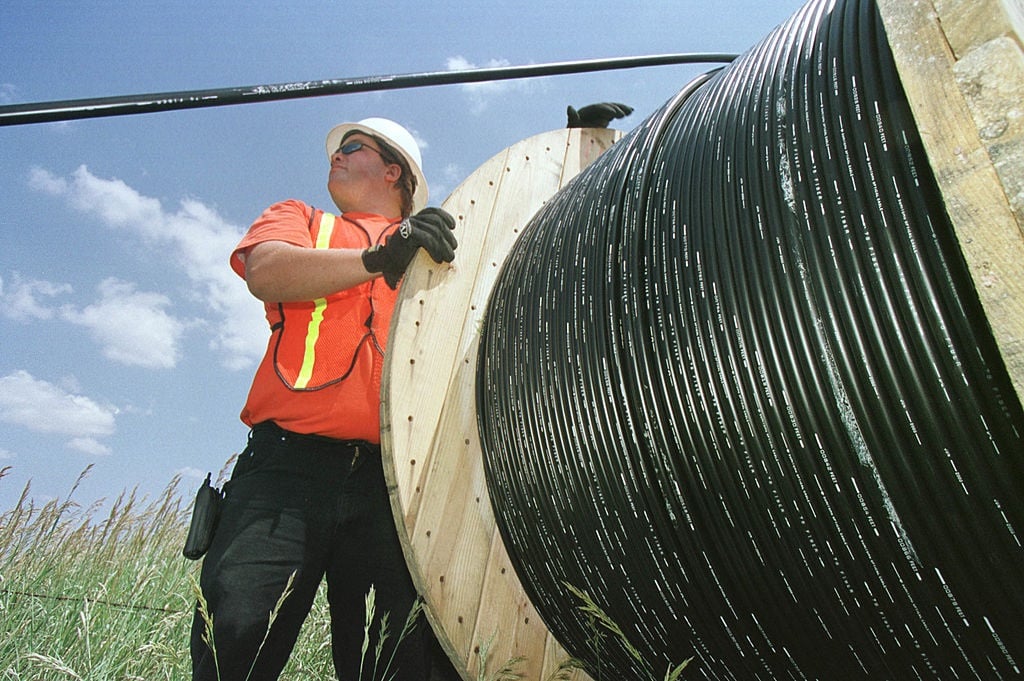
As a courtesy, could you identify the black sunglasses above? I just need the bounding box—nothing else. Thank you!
[337,140,390,159]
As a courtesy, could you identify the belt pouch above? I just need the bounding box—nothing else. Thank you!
[183,472,223,560]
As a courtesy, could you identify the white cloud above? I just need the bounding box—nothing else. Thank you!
[31,166,162,228]
[411,130,429,154]
[0,370,117,455]
[175,466,208,482]
[67,437,113,457]
[429,163,468,206]
[60,278,188,369]
[0,83,17,105]
[445,56,541,114]
[29,166,267,370]
[28,166,68,194]
[0,272,73,321]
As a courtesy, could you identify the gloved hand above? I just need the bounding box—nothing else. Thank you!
[566,102,634,128]
[362,207,458,289]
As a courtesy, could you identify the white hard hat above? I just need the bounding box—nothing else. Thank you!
[326,117,428,214]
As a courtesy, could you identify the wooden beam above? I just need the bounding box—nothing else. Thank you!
[877,0,1024,403]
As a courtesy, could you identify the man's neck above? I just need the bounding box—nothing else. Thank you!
[332,185,403,218]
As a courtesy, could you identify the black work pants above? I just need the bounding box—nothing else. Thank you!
[191,422,428,681]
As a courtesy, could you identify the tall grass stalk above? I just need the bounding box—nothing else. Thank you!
[191,575,220,681]
[248,570,297,680]
[564,582,691,681]
[474,633,525,681]
[1,466,194,680]
[377,597,423,681]
[355,584,427,681]
[359,586,377,681]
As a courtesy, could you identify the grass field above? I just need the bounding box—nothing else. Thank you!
[1,465,687,681]
[0,465,338,681]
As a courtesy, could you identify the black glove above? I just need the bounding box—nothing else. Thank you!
[566,102,634,128]
[362,207,458,289]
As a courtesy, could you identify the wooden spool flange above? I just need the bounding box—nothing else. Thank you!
[381,127,619,681]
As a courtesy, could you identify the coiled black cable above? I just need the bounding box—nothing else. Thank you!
[476,0,1024,678]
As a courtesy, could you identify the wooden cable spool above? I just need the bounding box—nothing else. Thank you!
[381,127,619,681]
[381,0,1024,678]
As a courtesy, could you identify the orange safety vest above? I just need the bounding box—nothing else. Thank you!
[231,200,400,441]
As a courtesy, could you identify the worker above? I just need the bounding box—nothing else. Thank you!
[190,116,457,681]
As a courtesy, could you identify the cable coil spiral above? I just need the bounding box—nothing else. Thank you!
[476,0,1024,678]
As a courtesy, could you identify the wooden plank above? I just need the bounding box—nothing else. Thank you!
[953,37,1024,226]
[932,0,1024,57]
[407,339,494,662]
[467,534,553,681]
[876,0,1024,403]
[382,146,510,526]
[381,146,513,673]
[381,128,619,681]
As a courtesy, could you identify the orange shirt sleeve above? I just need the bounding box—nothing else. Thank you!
[230,200,315,279]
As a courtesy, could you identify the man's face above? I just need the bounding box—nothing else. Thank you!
[329,133,387,183]
[327,132,398,210]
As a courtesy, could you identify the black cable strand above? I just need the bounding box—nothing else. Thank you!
[782,2,910,661]
[665,6,843,670]
[774,0,905,659]
[692,33,797,665]
[834,4,976,664]
[698,24,825,659]
[477,0,1024,678]
[861,0,1024,659]
[613,90,716,676]
[1,587,183,614]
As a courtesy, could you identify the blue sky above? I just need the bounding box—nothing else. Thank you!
[0,0,804,513]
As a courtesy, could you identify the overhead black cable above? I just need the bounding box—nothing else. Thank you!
[0,53,737,126]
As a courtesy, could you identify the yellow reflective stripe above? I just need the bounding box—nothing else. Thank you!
[313,212,336,250]
[294,213,336,389]
[294,299,327,389]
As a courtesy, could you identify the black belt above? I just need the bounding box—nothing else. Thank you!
[250,421,378,453]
